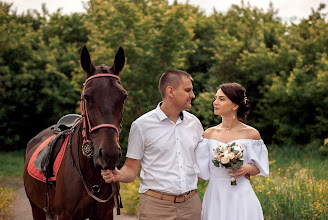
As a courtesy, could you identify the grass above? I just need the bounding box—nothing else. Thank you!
[253,145,328,219]
[0,150,25,180]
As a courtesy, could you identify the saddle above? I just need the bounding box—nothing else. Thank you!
[33,114,81,181]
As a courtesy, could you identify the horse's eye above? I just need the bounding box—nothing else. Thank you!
[84,95,90,101]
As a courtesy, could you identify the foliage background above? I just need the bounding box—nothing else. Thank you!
[1,0,327,156]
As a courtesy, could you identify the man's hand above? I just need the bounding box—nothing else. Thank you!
[101,168,121,183]
[101,158,141,183]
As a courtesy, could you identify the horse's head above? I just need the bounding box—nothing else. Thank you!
[80,45,127,170]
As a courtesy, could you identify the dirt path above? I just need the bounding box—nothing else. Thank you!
[12,187,136,220]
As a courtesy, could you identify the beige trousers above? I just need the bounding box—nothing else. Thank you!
[137,192,202,220]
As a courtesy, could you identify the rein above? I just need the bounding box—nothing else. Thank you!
[80,73,122,152]
[67,121,120,204]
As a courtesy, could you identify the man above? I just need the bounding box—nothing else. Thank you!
[102,69,203,220]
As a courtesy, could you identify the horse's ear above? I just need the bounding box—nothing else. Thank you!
[80,45,96,78]
[110,47,125,76]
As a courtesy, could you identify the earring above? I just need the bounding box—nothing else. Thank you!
[233,115,235,119]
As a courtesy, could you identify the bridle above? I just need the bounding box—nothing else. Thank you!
[80,73,122,157]
[66,73,123,212]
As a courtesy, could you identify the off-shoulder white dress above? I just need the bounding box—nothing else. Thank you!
[195,139,269,220]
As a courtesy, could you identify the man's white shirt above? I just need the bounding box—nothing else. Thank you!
[126,103,203,194]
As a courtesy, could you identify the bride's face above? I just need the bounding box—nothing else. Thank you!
[213,89,237,116]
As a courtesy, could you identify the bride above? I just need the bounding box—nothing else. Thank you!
[195,82,269,220]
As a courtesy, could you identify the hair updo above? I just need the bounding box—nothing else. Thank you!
[219,82,250,121]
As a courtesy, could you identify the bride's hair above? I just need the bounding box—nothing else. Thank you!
[219,82,250,121]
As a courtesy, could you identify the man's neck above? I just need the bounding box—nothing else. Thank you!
[160,101,181,124]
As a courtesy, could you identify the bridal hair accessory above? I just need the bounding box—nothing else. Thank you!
[243,94,247,105]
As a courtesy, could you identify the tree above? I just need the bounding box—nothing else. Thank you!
[0,3,86,150]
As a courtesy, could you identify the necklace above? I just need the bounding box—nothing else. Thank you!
[221,121,240,131]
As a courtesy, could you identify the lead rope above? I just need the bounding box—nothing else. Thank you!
[113,182,123,215]
[68,124,117,203]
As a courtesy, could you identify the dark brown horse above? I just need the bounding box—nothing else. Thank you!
[23,45,127,220]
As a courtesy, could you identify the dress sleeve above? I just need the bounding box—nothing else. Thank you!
[194,139,210,180]
[247,140,269,177]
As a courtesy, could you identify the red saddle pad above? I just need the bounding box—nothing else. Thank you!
[27,134,69,183]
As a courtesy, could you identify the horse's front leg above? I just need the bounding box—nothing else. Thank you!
[89,201,114,220]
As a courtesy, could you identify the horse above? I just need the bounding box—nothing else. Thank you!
[23,45,128,220]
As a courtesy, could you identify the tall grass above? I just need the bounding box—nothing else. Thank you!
[253,145,328,219]
[120,145,328,219]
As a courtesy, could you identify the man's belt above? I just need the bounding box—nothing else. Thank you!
[144,189,197,203]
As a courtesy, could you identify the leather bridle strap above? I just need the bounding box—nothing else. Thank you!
[85,73,120,82]
[91,124,119,134]
[81,73,121,142]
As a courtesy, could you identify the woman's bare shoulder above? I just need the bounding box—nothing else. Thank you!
[203,126,221,139]
[242,124,261,140]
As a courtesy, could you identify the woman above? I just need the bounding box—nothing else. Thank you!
[195,82,269,220]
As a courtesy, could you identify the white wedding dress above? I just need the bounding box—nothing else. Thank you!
[195,139,269,220]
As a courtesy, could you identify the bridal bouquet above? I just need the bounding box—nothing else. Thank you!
[212,142,244,185]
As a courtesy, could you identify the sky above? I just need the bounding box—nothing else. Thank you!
[3,0,326,23]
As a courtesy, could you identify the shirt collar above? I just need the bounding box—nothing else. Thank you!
[155,102,184,121]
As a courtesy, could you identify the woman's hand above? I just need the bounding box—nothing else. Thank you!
[228,164,260,180]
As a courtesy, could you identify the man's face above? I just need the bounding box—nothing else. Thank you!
[173,77,195,111]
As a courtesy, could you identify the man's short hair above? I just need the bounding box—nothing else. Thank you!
[158,69,193,98]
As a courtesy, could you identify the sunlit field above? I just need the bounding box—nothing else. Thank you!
[253,146,328,219]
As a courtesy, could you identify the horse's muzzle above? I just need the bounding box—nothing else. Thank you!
[95,147,122,170]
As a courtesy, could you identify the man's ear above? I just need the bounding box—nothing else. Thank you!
[166,86,174,98]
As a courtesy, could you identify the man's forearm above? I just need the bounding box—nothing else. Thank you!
[118,165,139,183]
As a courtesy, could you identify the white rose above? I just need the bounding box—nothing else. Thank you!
[227,152,235,160]
[223,149,230,157]
[220,145,226,152]
[221,157,230,164]
[237,152,243,158]
[234,145,242,152]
